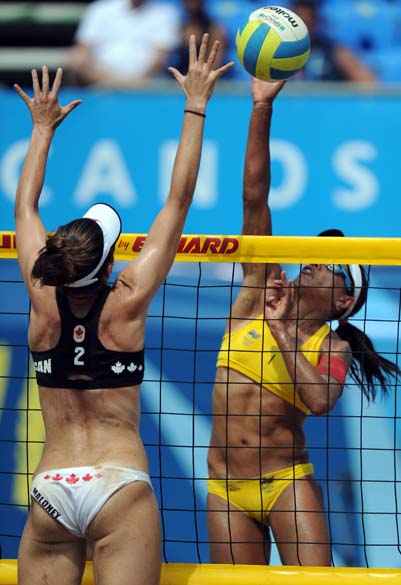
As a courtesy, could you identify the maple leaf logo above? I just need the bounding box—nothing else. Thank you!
[138,365,143,371]
[73,324,86,343]
[95,473,103,479]
[111,361,125,374]
[44,474,51,480]
[82,473,93,482]
[66,474,79,485]
[52,474,63,481]
[127,363,137,372]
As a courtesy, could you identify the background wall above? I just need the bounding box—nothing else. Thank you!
[1,86,401,237]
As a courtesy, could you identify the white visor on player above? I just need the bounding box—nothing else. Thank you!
[66,203,122,288]
[339,264,363,320]
[318,229,364,320]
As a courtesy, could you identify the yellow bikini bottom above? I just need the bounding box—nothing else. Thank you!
[208,462,314,524]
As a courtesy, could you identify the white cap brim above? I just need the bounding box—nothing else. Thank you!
[318,228,364,320]
[67,203,122,288]
[339,263,363,320]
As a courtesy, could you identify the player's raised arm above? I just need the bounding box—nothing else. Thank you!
[13,66,81,296]
[242,79,284,239]
[228,79,285,320]
[117,34,234,309]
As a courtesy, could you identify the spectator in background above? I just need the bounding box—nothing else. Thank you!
[68,0,180,88]
[291,0,378,82]
[170,0,228,74]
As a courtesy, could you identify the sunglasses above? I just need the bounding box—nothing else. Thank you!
[325,264,354,295]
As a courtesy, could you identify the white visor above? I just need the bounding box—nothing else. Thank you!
[66,203,122,288]
[339,264,364,320]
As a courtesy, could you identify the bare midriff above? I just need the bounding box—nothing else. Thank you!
[36,384,148,475]
[208,367,309,479]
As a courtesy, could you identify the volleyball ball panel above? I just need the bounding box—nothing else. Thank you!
[236,6,311,81]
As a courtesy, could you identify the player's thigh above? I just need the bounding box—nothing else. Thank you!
[89,481,161,585]
[269,476,331,566]
[18,508,86,585]
[207,492,271,565]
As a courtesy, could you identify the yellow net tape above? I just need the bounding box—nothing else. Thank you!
[2,231,401,264]
[1,560,401,584]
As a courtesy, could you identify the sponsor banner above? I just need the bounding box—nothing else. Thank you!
[1,89,401,238]
[3,230,401,264]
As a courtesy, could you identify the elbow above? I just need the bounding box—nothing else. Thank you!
[14,200,24,220]
[307,393,340,416]
[299,382,343,416]
[14,202,37,220]
[301,391,332,416]
[308,401,331,416]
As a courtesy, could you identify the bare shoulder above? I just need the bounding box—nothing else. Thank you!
[322,330,352,365]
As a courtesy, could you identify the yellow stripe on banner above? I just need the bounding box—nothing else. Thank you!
[236,20,260,66]
[0,343,11,427]
[2,232,401,265]
[272,48,311,71]
[256,29,281,81]
[1,561,401,584]
[13,367,44,507]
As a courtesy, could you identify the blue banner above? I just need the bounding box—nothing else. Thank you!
[1,87,401,237]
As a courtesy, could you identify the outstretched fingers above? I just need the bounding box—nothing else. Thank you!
[214,60,235,77]
[206,40,220,68]
[168,66,184,85]
[197,33,210,66]
[170,33,233,102]
[205,38,235,78]
[50,67,64,98]
[15,65,82,126]
[62,99,83,117]
[31,69,41,100]
[13,84,31,106]
[41,65,50,97]
[188,34,197,68]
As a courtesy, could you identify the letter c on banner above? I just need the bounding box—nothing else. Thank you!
[2,139,52,204]
[269,140,307,209]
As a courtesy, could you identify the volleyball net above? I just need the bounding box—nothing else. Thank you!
[1,232,401,583]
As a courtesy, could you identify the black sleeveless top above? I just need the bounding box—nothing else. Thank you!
[30,286,145,390]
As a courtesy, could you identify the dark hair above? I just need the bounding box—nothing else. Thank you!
[292,0,318,10]
[32,218,113,287]
[334,267,400,401]
[183,0,211,28]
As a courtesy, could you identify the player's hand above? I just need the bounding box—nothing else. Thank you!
[264,270,294,326]
[252,77,285,105]
[14,66,82,131]
[168,34,234,109]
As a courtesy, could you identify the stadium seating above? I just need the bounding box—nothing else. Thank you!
[362,47,401,82]
[320,0,401,52]
[0,1,88,87]
[1,0,401,86]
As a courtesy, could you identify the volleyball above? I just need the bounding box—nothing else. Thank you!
[236,5,311,81]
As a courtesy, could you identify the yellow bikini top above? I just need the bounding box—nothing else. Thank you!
[216,315,330,414]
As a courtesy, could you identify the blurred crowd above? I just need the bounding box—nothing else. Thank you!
[3,0,401,86]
